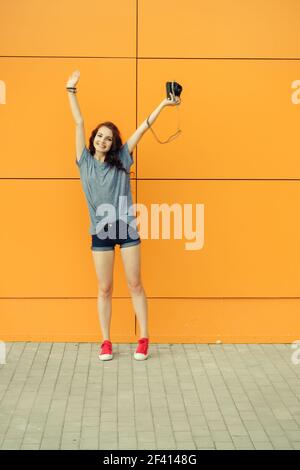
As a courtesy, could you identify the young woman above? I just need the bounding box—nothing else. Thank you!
[66,70,180,361]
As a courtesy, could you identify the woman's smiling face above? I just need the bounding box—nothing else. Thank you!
[93,126,113,153]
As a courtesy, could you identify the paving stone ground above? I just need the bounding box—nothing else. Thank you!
[0,342,300,450]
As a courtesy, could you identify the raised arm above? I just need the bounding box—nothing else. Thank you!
[126,92,181,154]
[66,70,86,162]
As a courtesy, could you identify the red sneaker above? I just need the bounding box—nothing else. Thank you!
[99,340,113,361]
[134,337,149,360]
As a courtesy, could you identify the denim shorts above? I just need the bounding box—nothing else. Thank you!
[91,219,141,251]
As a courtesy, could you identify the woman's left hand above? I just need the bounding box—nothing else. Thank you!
[162,92,181,107]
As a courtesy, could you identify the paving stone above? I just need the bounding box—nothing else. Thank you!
[1,343,300,450]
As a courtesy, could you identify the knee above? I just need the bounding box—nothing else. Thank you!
[128,279,143,295]
[98,283,113,298]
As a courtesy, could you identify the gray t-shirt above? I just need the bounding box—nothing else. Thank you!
[75,142,137,236]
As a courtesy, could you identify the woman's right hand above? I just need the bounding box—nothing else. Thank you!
[66,70,80,88]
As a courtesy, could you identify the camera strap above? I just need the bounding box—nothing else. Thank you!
[146,104,181,144]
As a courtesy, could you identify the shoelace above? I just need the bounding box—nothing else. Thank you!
[136,338,148,354]
[100,341,112,354]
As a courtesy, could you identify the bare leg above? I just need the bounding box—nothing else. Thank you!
[120,243,149,338]
[91,249,115,341]
[130,285,149,338]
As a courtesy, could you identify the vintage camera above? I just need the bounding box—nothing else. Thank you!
[146,81,183,144]
[166,81,183,100]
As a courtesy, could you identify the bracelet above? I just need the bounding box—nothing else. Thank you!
[66,86,77,93]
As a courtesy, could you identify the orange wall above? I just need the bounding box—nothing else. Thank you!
[1,0,300,343]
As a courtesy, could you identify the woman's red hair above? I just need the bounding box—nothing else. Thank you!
[88,121,134,176]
